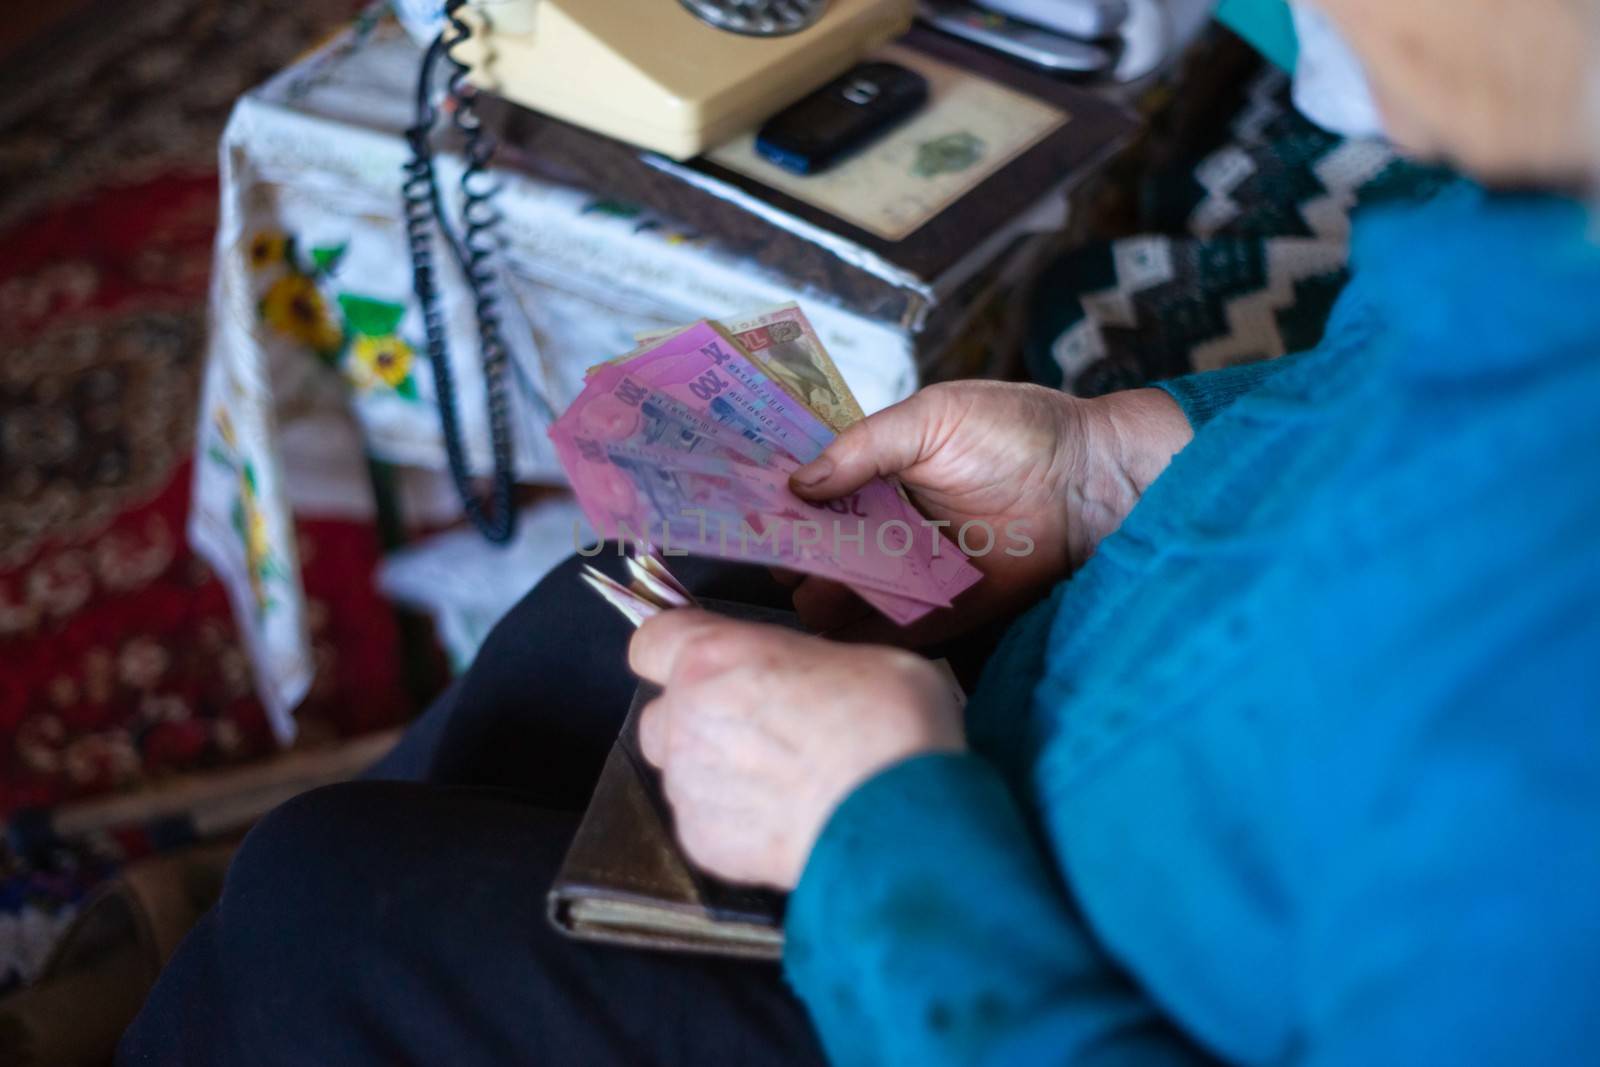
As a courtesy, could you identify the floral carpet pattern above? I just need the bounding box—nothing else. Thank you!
[0,0,414,990]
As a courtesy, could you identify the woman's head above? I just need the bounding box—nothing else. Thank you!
[1309,0,1597,186]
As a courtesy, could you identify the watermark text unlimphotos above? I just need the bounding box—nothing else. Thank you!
[574,511,1035,558]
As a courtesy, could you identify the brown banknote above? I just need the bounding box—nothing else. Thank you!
[620,303,866,434]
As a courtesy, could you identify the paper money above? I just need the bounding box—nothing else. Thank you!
[577,361,782,468]
[635,549,693,601]
[615,323,824,462]
[567,437,957,606]
[582,549,701,628]
[624,554,692,608]
[554,307,981,625]
[580,565,662,628]
[633,304,864,434]
[713,304,866,433]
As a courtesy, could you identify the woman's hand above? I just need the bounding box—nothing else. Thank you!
[786,381,1192,642]
[629,610,964,890]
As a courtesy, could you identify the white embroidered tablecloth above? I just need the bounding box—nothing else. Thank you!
[196,13,931,741]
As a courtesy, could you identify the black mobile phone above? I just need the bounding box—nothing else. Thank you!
[755,62,929,176]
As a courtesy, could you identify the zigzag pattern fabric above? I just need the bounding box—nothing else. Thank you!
[1026,70,1454,397]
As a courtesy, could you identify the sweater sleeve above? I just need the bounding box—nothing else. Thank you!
[1154,351,1307,430]
[786,587,1600,1067]
[783,753,1215,1067]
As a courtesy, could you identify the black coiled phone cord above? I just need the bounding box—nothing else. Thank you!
[403,0,517,543]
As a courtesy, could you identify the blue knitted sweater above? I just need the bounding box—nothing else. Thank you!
[784,186,1600,1065]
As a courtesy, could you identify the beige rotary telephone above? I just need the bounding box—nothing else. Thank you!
[450,0,915,159]
[406,0,911,543]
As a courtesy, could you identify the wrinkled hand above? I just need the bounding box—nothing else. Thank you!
[785,381,1192,643]
[629,610,964,889]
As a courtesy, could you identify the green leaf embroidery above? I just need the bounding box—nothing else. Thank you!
[311,242,349,276]
[394,375,419,401]
[207,445,233,469]
[337,293,407,337]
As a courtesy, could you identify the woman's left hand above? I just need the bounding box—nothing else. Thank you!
[628,610,965,890]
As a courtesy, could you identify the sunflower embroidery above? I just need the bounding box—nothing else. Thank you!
[206,408,284,617]
[214,407,238,451]
[233,466,282,615]
[337,294,419,399]
[261,274,344,357]
[247,230,287,270]
[352,334,415,389]
[240,475,270,568]
[246,231,421,396]
[252,232,349,361]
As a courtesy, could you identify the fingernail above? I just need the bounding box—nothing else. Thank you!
[791,458,833,487]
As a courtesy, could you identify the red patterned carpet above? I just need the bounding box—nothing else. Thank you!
[0,0,416,987]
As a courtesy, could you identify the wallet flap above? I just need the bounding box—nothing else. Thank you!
[546,599,798,958]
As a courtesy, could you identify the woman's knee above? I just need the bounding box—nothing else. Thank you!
[124,784,421,1059]
[218,780,428,954]
[222,781,573,929]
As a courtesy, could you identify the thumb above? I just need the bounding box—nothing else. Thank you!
[789,391,944,500]
[628,609,721,684]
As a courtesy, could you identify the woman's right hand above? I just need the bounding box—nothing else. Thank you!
[786,380,1193,643]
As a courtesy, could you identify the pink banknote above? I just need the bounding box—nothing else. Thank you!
[550,321,983,620]
[555,437,958,606]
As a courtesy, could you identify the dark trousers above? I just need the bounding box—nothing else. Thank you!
[118,553,828,1067]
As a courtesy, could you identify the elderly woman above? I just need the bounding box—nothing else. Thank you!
[122,1,1598,1064]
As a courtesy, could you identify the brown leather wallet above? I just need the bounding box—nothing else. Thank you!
[546,601,797,959]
